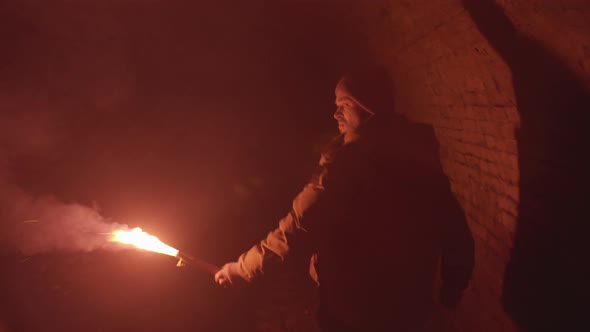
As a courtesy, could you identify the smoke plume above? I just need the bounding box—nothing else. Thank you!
[0,111,127,256]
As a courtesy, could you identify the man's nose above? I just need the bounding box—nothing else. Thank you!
[334,107,343,119]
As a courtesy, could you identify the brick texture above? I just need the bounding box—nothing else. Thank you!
[353,1,590,331]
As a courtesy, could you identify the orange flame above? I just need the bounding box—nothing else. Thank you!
[111,227,179,257]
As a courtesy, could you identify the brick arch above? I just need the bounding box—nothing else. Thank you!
[356,1,590,331]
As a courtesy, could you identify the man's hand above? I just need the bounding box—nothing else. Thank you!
[214,262,247,287]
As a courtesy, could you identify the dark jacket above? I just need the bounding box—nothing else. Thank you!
[236,115,474,331]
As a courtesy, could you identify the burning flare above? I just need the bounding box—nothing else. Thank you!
[111,227,179,257]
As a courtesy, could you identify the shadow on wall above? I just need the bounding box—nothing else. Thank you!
[463,1,589,331]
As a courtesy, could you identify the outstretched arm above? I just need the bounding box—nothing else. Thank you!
[219,181,323,284]
[215,156,334,285]
[215,147,363,286]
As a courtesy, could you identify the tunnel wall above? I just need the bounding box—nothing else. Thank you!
[354,1,590,331]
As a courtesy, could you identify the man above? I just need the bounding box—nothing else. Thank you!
[215,67,474,331]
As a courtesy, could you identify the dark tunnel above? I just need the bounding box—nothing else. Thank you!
[1,1,588,331]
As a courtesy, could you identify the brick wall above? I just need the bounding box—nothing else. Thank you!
[354,1,590,331]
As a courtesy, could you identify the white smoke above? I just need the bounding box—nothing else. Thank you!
[0,111,127,255]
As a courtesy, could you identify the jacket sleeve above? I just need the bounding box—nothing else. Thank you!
[235,158,329,281]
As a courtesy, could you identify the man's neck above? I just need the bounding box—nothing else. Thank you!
[343,131,360,145]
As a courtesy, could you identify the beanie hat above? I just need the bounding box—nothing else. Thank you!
[334,66,395,116]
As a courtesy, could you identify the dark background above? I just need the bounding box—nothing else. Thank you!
[0,1,370,331]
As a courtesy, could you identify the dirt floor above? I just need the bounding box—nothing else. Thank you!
[0,251,321,332]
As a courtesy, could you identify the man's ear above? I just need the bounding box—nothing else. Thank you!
[360,108,374,123]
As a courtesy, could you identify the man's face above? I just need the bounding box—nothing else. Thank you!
[334,94,366,134]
